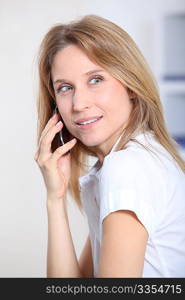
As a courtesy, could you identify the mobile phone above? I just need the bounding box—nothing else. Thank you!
[51,105,74,153]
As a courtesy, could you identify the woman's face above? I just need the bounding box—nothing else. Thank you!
[51,45,133,161]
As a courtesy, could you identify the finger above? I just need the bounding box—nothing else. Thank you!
[34,114,61,161]
[39,113,60,145]
[50,138,77,163]
[36,113,61,159]
[39,120,64,158]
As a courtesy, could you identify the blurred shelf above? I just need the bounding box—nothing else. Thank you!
[159,81,185,94]
[179,148,185,160]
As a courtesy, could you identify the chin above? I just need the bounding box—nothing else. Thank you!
[79,136,102,147]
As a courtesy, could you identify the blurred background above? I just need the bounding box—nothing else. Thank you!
[0,0,184,277]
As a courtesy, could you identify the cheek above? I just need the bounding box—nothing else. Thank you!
[112,100,132,126]
[100,86,131,115]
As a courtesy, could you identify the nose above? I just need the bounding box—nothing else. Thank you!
[72,87,92,111]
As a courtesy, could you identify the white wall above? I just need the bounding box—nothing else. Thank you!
[0,0,184,277]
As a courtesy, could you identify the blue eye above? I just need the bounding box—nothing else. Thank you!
[89,77,103,84]
[57,85,72,94]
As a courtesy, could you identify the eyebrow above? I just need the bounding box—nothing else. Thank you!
[53,69,104,85]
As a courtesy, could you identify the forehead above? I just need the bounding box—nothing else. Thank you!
[51,45,101,78]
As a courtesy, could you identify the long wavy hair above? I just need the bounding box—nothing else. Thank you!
[35,14,185,211]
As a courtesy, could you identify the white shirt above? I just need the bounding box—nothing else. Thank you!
[79,131,185,277]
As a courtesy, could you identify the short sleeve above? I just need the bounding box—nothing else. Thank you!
[99,149,161,236]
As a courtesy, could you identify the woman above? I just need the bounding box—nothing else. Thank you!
[34,14,185,278]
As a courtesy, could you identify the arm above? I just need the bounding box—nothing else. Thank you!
[47,197,83,277]
[97,210,148,277]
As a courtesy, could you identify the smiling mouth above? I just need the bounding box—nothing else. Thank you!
[76,116,103,129]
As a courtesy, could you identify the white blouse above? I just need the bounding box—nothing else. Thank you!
[79,131,185,277]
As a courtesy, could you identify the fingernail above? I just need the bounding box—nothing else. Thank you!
[52,113,56,119]
[56,121,62,127]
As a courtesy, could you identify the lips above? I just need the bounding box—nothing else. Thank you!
[75,116,103,129]
[75,116,103,124]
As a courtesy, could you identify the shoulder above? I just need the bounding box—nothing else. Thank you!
[100,131,173,181]
[99,137,168,198]
[100,144,154,180]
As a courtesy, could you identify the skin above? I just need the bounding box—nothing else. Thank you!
[51,44,133,164]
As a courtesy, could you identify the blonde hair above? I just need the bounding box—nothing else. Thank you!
[35,14,185,211]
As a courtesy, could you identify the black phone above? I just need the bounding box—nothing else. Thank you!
[51,105,74,153]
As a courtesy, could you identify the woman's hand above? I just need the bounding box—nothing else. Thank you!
[34,113,77,200]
